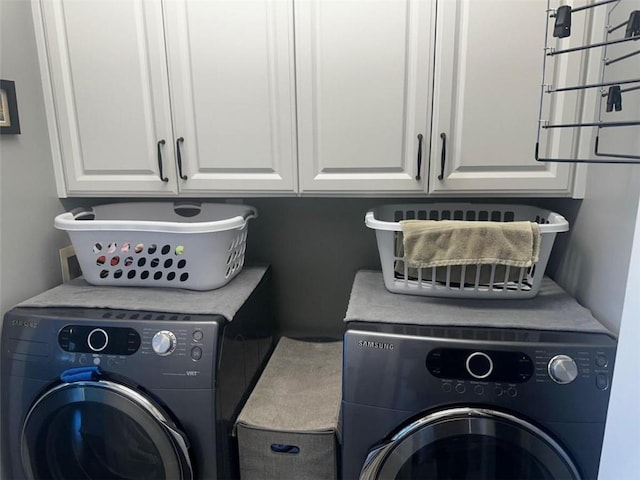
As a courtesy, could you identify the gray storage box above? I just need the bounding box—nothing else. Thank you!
[236,337,342,480]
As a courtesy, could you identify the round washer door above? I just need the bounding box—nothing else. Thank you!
[360,407,580,480]
[21,380,193,480]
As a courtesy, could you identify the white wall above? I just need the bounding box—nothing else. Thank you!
[596,41,640,475]
[554,165,640,480]
[0,0,68,318]
[554,165,640,333]
[598,201,640,480]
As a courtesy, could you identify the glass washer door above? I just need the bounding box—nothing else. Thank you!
[21,380,193,480]
[360,407,581,480]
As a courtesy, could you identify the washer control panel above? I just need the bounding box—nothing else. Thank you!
[534,349,613,391]
[59,325,141,355]
[427,348,534,383]
[431,348,614,399]
[58,324,210,362]
[138,325,212,363]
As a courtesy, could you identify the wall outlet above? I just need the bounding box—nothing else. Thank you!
[59,245,82,282]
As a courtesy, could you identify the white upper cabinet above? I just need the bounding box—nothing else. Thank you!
[429,0,579,196]
[35,0,297,197]
[163,0,297,194]
[295,0,435,193]
[36,0,586,197]
[36,0,177,196]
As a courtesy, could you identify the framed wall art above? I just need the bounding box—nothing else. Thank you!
[0,80,21,134]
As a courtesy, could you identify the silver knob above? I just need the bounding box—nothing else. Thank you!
[152,330,177,356]
[548,355,578,384]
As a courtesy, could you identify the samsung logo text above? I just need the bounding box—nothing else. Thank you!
[358,340,394,350]
[12,319,39,329]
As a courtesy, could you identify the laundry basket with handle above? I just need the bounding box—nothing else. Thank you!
[365,203,569,299]
[55,202,257,291]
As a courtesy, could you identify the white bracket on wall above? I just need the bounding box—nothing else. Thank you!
[59,245,82,282]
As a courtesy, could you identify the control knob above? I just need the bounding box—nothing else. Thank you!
[548,355,578,384]
[152,330,177,356]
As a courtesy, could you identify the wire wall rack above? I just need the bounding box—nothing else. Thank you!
[536,0,640,163]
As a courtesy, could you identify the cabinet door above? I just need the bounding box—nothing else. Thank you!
[164,0,297,194]
[36,0,177,196]
[429,0,576,195]
[296,0,435,193]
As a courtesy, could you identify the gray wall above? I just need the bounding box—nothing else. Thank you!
[244,198,381,337]
[0,0,68,317]
[1,0,69,475]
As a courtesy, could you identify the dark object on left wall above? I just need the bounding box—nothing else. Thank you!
[0,79,21,134]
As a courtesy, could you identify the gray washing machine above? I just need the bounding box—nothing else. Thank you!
[1,271,275,480]
[342,322,617,480]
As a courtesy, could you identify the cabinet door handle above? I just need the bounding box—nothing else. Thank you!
[176,137,188,180]
[437,132,447,180]
[415,134,423,180]
[157,139,169,182]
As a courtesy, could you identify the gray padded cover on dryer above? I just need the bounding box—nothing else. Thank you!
[344,270,612,334]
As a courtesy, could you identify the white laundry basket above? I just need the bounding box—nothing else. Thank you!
[55,202,257,291]
[366,203,569,299]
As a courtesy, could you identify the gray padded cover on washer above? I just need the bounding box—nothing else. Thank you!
[16,266,267,321]
[344,270,612,335]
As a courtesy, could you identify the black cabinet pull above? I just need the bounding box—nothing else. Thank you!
[176,137,187,180]
[415,134,423,180]
[437,132,447,180]
[157,139,169,182]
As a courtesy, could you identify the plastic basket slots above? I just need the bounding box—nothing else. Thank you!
[365,203,569,299]
[55,202,257,291]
